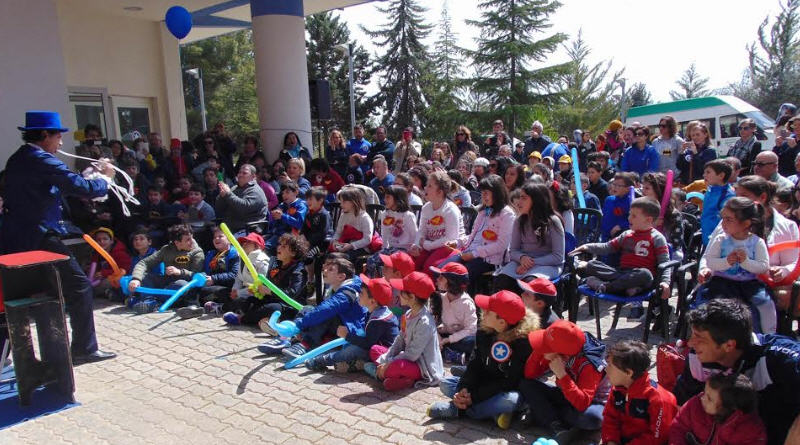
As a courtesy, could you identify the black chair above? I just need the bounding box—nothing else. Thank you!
[325,202,341,231]
[673,230,704,339]
[553,232,578,320]
[366,204,385,228]
[573,208,603,245]
[777,281,800,336]
[410,204,423,227]
[460,206,478,235]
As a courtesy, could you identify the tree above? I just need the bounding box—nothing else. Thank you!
[669,63,710,100]
[550,31,623,135]
[361,0,433,136]
[746,0,800,114]
[182,30,258,138]
[627,82,653,108]
[422,2,465,140]
[468,0,569,137]
[306,12,373,133]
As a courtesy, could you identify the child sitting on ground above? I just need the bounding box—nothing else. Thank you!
[573,198,672,299]
[699,197,773,333]
[670,373,766,445]
[130,229,157,271]
[700,159,735,246]
[379,250,416,309]
[258,257,365,358]
[88,227,132,299]
[304,274,399,373]
[429,263,477,366]
[266,180,308,254]
[127,224,204,313]
[520,320,608,443]
[516,277,559,328]
[217,232,270,324]
[602,340,677,445]
[427,290,537,430]
[365,272,444,391]
[177,226,240,318]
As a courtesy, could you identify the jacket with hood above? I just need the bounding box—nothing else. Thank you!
[700,184,734,246]
[295,276,366,336]
[263,257,307,306]
[601,373,678,445]
[458,311,539,404]
[524,331,610,412]
[376,305,444,387]
[203,247,240,288]
[232,248,270,294]
[346,305,399,351]
[669,393,767,445]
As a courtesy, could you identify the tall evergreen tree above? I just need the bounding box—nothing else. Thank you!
[468,0,569,137]
[306,12,372,133]
[551,31,623,135]
[746,0,800,114]
[361,0,433,136]
[422,2,465,140]
[628,82,653,108]
[669,63,710,100]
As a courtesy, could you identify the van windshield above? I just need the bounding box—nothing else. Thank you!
[744,110,775,129]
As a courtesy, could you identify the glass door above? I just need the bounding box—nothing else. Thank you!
[112,96,155,143]
[69,91,111,144]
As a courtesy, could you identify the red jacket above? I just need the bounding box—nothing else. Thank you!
[92,240,132,277]
[668,394,766,445]
[602,373,677,445]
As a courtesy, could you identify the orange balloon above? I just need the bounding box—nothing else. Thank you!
[82,234,122,279]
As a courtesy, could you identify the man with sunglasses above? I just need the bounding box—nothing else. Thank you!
[727,119,762,174]
[753,151,794,190]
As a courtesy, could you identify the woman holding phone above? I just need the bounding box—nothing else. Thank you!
[394,127,421,173]
[774,114,800,177]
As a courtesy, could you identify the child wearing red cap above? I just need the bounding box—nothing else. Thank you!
[520,320,609,443]
[305,274,399,373]
[428,290,538,429]
[601,340,677,445]
[516,277,559,328]
[365,271,444,391]
[380,251,416,308]
[430,263,477,365]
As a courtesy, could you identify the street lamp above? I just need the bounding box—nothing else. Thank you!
[617,78,627,123]
[336,43,356,132]
[186,68,207,132]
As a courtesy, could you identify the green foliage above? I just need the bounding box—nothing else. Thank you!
[467,0,570,137]
[669,63,710,101]
[361,0,433,137]
[628,82,653,108]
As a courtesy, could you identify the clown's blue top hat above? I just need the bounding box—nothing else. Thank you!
[18,111,69,132]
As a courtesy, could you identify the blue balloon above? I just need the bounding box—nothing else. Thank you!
[268,311,300,338]
[571,146,585,209]
[165,6,192,39]
[284,338,348,369]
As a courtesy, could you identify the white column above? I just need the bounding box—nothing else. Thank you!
[159,24,189,141]
[250,0,312,162]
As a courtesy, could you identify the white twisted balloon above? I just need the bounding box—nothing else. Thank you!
[56,150,141,217]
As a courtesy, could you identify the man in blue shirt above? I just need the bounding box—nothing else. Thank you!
[620,127,660,178]
[368,156,394,205]
[347,124,371,174]
[1,111,117,364]
[367,126,395,169]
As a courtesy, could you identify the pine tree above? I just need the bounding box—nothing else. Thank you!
[669,63,710,101]
[746,0,800,114]
[361,0,433,136]
[306,12,373,132]
[468,0,569,137]
[628,82,653,108]
[550,31,623,134]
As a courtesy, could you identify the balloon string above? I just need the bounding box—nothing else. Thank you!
[57,150,140,216]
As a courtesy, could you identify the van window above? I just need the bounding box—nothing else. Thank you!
[720,113,747,138]
[678,118,716,139]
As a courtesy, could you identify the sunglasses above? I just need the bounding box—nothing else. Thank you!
[456,133,465,136]
[635,132,647,136]
[738,126,752,130]
[658,124,668,128]
[753,161,776,167]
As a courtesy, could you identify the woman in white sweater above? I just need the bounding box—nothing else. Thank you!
[332,187,374,262]
[437,175,515,293]
[380,185,418,251]
[410,171,465,275]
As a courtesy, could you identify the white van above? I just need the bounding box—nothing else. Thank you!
[625,95,776,156]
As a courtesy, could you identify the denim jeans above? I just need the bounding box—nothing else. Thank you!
[519,378,603,430]
[439,376,522,420]
[445,336,476,355]
[321,344,369,365]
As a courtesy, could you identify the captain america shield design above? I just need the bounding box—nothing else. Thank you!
[491,341,511,363]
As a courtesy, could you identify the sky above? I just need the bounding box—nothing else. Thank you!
[337,0,785,105]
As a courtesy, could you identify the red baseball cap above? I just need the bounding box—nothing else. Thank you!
[380,251,415,276]
[474,290,526,325]
[237,232,265,250]
[359,274,393,306]
[528,320,585,356]
[390,271,435,299]
[517,278,557,302]
[170,138,182,149]
[429,262,468,277]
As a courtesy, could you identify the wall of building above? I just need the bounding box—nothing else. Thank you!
[0,0,73,167]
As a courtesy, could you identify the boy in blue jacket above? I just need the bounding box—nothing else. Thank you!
[260,257,366,358]
[700,159,734,246]
[178,226,241,318]
[601,172,634,240]
[306,273,399,373]
[265,180,308,254]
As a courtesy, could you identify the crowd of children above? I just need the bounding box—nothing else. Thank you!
[66,117,800,445]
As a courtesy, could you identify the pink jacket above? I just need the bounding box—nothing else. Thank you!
[460,205,515,266]
[668,394,766,445]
